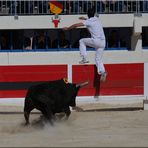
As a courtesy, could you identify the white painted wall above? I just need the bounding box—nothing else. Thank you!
[0,14,136,29]
[1,13,147,29]
[0,50,146,66]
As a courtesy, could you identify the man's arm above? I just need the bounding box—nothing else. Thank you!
[79,16,87,20]
[63,22,84,31]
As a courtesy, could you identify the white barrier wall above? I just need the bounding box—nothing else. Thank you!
[0,13,148,29]
[0,14,138,29]
[0,50,147,66]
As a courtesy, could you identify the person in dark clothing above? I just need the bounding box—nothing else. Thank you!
[52,30,70,48]
[0,32,10,50]
[33,30,51,49]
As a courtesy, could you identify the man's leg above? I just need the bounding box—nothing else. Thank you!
[79,38,94,63]
[95,47,107,82]
[95,47,105,73]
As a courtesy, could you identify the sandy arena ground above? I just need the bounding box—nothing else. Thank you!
[0,101,148,147]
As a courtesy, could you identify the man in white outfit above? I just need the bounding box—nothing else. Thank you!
[63,8,107,82]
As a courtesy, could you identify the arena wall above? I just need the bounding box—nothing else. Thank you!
[0,13,147,104]
[0,63,144,98]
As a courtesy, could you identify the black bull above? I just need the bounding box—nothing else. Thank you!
[24,78,89,125]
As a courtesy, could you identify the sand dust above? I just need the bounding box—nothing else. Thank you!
[0,102,148,147]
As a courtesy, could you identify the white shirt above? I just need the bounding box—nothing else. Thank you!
[83,16,105,40]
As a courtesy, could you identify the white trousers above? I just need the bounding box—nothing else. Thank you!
[79,38,106,74]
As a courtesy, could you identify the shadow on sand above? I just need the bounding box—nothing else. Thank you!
[81,107,143,112]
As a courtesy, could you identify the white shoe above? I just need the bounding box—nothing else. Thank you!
[79,58,89,64]
[100,72,107,82]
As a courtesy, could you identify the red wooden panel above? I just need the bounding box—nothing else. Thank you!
[0,65,68,98]
[78,87,143,96]
[73,63,144,96]
[0,90,27,98]
[0,63,144,98]
[0,65,67,82]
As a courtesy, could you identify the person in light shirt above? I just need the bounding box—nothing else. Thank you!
[63,7,107,82]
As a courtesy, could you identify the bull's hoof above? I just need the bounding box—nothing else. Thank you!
[23,122,30,126]
[55,112,66,121]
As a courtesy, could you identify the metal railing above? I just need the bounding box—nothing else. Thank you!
[0,0,148,15]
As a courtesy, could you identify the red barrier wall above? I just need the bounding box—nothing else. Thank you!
[0,65,67,98]
[72,63,144,96]
[0,63,144,98]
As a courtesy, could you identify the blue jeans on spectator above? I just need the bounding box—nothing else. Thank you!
[116,1,124,12]
[96,1,105,13]
[143,1,148,12]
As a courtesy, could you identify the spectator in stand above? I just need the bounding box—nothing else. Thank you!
[33,30,51,49]
[108,30,119,48]
[12,30,23,49]
[143,1,148,12]
[64,1,72,14]
[24,30,34,50]
[9,1,17,15]
[96,1,105,13]
[52,30,70,48]
[124,1,137,12]
[71,1,82,13]
[24,37,31,50]
[0,31,10,50]
[72,29,89,48]
[142,28,148,47]
[101,0,124,12]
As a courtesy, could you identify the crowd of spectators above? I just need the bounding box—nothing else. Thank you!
[0,1,148,51]
[0,27,140,51]
[0,0,148,15]
[1,28,148,51]
[0,29,70,50]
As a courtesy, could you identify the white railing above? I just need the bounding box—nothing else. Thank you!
[0,0,148,15]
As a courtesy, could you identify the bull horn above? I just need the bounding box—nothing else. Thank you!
[76,81,89,88]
